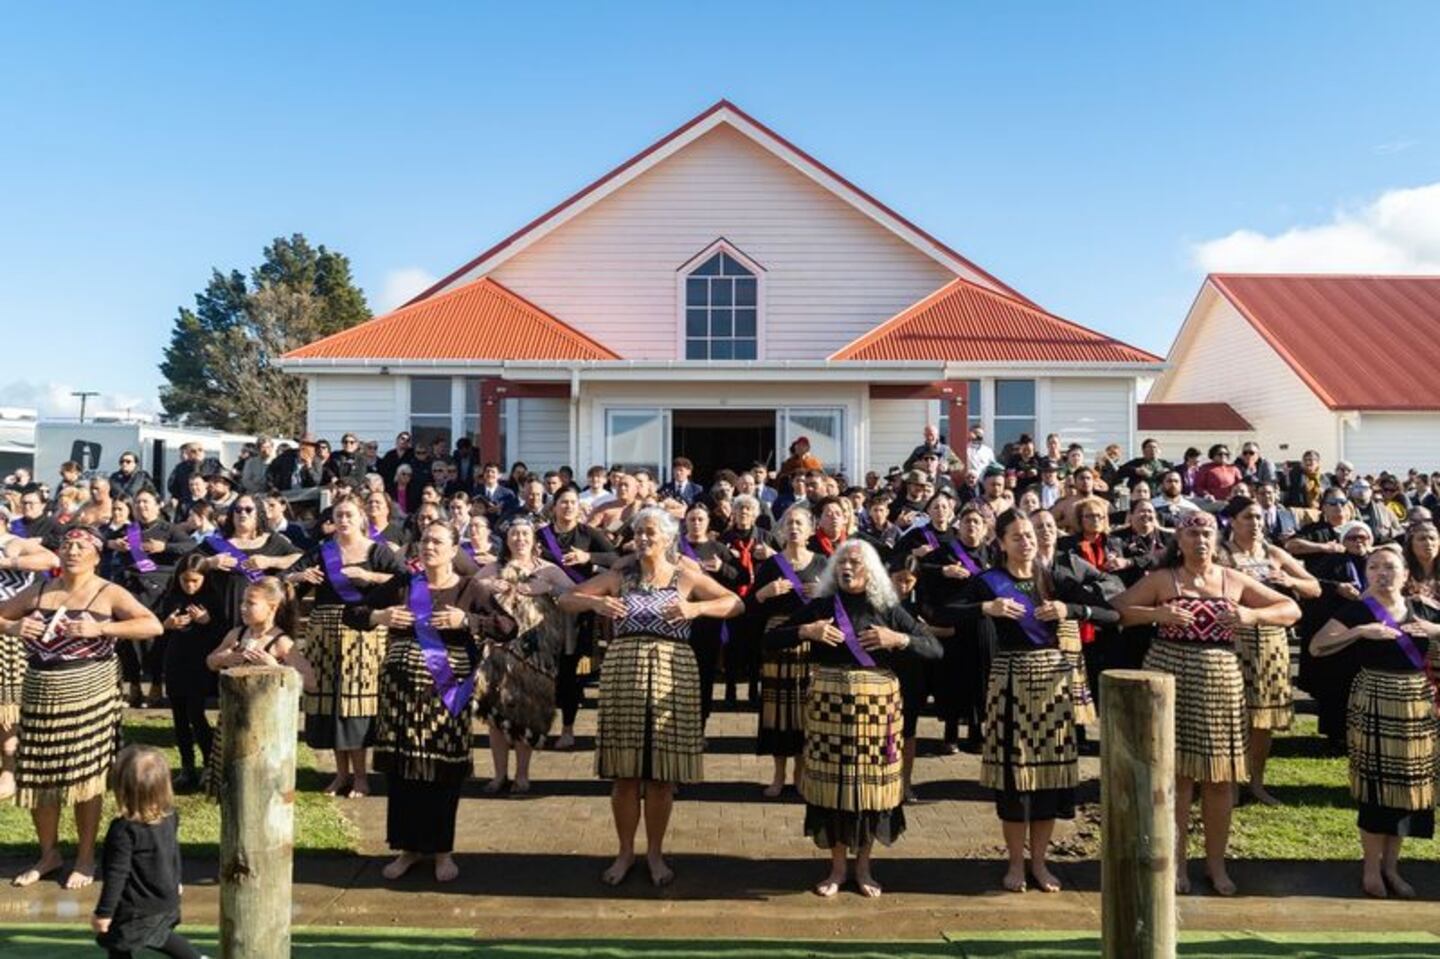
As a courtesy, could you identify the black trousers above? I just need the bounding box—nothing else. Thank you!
[169,695,213,773]
[104,931,201,959]
[556,653,584,728]
[118,638,167,686]
[691,627,723,725]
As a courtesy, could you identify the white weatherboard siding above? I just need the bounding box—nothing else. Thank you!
[489,125,955,361]
[1047,378,1132,456]
[1144,430,1259,459]
[867,399,929,474]
[1150,290,1337,462]
[1343,414,1440,475]
[513,397,570,472]
[307,376,399,441]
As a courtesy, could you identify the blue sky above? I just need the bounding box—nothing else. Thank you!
[3,3,1438,416]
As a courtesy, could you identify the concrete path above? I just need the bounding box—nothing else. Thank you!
[3,702,1435,940]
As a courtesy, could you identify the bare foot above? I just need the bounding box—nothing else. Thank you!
[63,863,95,890]
[322,775,352,797]
[1206,865,1236,897]
[813,867,847,898]
[1175,869,1192,895]
[1030,864,1062,893]
[647,852,674,887]
[482,777,509,795]
[1247,783,1282,807]
[510,779,531,795]
[12,849,63,888]
[434,854,459,883]
[382,852,422,880]
[1362,872,1388,898]
[761,781,784,799]
[903,784,918,804]
[1383,869,1416,900]
[1002,865,1027,893]
[556,731,576,751]
[0,769,15,801]
[601,853,634,886]
[346,776,370,799]
[855,870,882,898]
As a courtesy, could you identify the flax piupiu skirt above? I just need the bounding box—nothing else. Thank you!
[595,634,703,783]
[981,648,1078,822]
[1055,621,1097,726]
[800,665,905,850]
[1143,639,1248,783]
[15,656,123,808]
[757,612,808,757]
[1347,668,1437,838]
[303,605,386,750]
[0,634,25,726]
[1236,623,1294,730]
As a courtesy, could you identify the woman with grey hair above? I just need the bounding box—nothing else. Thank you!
[768,538,940,898]
[559,506,743,887]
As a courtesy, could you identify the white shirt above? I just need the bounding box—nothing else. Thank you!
[968,442,996,473]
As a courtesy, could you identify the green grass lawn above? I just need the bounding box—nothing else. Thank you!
[1219,715,1438,861]
[0,713,357,856]
[1,928,1437,958]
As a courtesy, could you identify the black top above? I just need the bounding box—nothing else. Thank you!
[341,575,512,645]
[536,523,618,577]
[720,526,767,595]
[750,552,826,626]
[895,525,992,623]
[198,531,300,626]
[1330,598,1437,672]
[94,813,182,919]
[768,590,942,669]
[959,564,1118,653]
[1109,527,1172,586]
[291,539,408,606]
[113,520,196,606]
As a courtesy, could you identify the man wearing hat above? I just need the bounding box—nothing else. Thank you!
[266,435,325,496]
[204,465,239,514]
[1035,458,1064,509]
[894,469,934,529]
[979,463,1012,519]
[778,435,822,480]
[1005,434,1041,489]
[1348,478,1401,542]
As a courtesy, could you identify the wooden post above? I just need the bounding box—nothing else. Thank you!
[1100,669,1176,959]
[218,666,300,959]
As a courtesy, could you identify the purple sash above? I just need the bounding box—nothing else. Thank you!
[922,528,982,575]
[979,569,1054,648]
[831,595,877,669]
[772,552,808,595]
[320,540,365,603]
[538,526,586,584]
[7,518,23,536]
[205,534,262,583]
[1362,596,1429,674]
[460,541,478,562]
[125,523,157,573]
[368,523,385,544]
[681,538,731,647]
[1346,559,1365,589]
[408,570,475,716]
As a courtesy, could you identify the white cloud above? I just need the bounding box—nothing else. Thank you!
[0,381,161,420]
[1372,139,1417,156]
[1191,181,1440,274]
[374,267,438,313]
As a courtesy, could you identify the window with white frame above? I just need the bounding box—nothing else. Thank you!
[409,377,452,449]
[684,250,758,360]
[993,379,1036,448]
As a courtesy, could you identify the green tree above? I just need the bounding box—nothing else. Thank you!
[159,234,370,432]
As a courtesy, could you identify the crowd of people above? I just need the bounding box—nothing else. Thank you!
[0,425,1437,905]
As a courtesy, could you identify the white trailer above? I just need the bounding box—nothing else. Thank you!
[32,420,262,489]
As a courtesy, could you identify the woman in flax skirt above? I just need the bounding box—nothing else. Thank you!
[750,506,824,797]
[1114,510,1300,896]
[559,507,743,887]
[1219,496,1320,805]
[768,539,940,898]
[1310,544,1439,899]
[473,518,575,793]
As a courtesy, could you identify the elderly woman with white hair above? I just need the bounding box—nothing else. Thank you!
[559,506,743,888]
[768,538,941,899]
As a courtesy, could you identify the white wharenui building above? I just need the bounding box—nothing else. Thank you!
[282,101,1161,480]
[1148,274,1440,473]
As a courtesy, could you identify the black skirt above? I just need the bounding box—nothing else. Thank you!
[96,909,181,953]
[387,775,462,853]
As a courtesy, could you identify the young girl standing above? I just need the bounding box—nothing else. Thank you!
[202,577,316,796]
[158,555,226,792]
[92,745,204,959]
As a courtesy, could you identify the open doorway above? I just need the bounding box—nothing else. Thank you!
[671,409,776,485]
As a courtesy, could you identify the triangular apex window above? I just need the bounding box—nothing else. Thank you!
[679,241,764,361]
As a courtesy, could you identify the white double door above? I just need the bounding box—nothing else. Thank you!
[604,406,844,482]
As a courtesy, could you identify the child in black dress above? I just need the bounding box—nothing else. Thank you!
[158,555,226,792]
[92,745,205,959]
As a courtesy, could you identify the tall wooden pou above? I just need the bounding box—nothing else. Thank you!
[1100,669,1177,959]
[218,665,300,959]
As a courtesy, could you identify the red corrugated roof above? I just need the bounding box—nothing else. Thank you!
[407,100,1036,309]
[283,278,620,361]
[1138,403,1253,431]
[1210,274,1440,411]
[829,277,1162,364]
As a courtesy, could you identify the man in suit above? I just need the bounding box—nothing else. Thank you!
[473,461,519,520]
[658,456,704,505]
[1254,479,1299,543]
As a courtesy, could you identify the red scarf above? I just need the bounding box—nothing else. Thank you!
[1075,533,1108,645]
[728,531,756,597]
[814,530,845,556]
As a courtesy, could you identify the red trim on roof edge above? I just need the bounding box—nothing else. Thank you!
[406,99,1035,309]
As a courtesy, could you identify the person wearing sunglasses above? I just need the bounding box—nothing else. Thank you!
[1234,443,1276,487]
[107,452,155,501]
[196,494,302,628]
